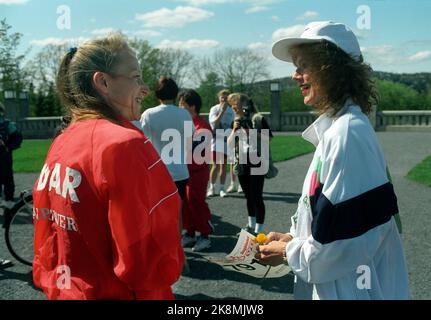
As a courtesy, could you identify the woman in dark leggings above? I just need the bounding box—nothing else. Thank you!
[227,93,272,235]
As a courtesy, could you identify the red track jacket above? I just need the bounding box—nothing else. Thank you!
[32,117,184,300]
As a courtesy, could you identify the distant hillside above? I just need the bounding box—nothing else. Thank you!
[199,71,431,113]
[261,71,431,93]
[373,71,431,93]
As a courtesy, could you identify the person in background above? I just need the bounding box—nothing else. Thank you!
[178,89,214,252]
[0,102,23,269]
[227,93,272,235]
[256,21,409,300]
[226,164,242,194]
[140,76,193,201]
[0,102,23,209]
[207,89,235,198]
[33,34,184,300]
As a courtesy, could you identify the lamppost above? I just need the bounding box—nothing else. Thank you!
[19,91,29,119]
[270,82,281,131]
[4,90,18,121]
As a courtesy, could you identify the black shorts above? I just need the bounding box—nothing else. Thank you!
[175,179,189,200]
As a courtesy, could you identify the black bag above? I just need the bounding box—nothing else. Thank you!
[251,114,279,179]
[264,146,279,179]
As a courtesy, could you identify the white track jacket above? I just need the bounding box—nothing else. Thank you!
[286,100,410,300]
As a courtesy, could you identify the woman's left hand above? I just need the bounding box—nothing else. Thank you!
[255,241,287,267]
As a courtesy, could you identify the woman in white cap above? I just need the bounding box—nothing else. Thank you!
[256,21,410,300]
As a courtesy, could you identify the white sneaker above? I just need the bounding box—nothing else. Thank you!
[192,237,211,252]
[226,183,236,193]
[237,185,243,193]
[219,189,227,198]
[206,186,215,197]
[181,234,196,248]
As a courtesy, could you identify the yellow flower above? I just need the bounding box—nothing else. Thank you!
[255,233,267,245]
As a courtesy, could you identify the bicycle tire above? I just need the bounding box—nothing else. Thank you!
[4,193,34,266]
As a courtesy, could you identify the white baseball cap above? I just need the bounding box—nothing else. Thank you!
[272,21,362,63]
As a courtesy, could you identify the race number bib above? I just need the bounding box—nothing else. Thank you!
[206,230,291,278]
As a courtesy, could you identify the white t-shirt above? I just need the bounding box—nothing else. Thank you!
[209,104,235,155]
[140,104,194,182]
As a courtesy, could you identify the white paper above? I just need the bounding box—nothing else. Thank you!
[206,230,292,278]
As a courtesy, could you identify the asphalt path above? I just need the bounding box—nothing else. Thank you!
[1,131,430,300]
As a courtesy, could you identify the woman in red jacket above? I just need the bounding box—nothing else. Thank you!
[32,33,184,300]
[178,89,214,252]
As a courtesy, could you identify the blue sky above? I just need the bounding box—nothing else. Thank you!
[2,0,431,81]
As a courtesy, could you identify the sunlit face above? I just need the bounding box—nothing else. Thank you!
[179,97,195,115]
[219,94,229,105]
[230,101,244,117]
[105,51,148,121]
[292,57,322,107]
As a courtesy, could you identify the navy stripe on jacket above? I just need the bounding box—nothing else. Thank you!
[310,182,399,244]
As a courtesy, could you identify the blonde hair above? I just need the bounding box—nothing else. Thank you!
[57,33,135,124]
[227,93,249,107]
[218,89,230,97]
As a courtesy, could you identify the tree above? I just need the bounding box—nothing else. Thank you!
[0,19,28,97]
[130,39,194,110]
[157,49,194,88]
[24,44,69,94]
[196,71,222,112]
[33,83,62,117]
[129,39,161,109]
[375,79,428,110]
[196,48,270,94]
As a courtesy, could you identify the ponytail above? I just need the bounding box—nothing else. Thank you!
[56,49,77,111]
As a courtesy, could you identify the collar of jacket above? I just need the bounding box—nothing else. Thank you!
[301,98,357,147]
[115,114,145,134]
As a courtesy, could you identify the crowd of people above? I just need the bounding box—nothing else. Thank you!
[26,20,410,300]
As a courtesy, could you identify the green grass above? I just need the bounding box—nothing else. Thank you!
[406,155,431,187]
[271,135,315,162]
[12,136,315,173]
[13,140,53,173]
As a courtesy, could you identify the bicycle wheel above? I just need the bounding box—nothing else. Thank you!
[5,193,34,266]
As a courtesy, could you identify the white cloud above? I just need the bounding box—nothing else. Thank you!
[0,0,29,4]
[248,42,268,50]
[132,30,162,38]
[245,6,268,14]
[296,10,318,20]
[156,39,219,50]
[91,28,116,36]
[408,51,431,62]
[135,6,214,28]
[178,0,229,5]
[30,37,89,46]
[272,15,280,22]
[178,0,281,6]
[272,24,306,42]
[361,45,406,65]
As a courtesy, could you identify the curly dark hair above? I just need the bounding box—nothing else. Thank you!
[289,41,378,116]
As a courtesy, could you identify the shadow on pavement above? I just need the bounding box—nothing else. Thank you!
[224,192,301,204]
[0,268,33,284]
[263,192,301,204]
[183,213,295,296]
[175,293,243,300]
[210,214,242,239]
[182,256,294,295]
